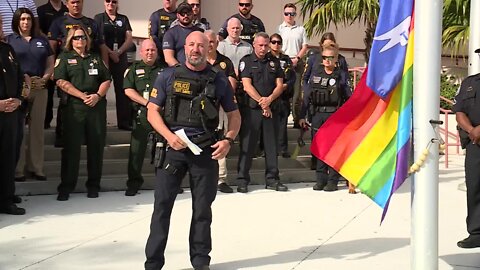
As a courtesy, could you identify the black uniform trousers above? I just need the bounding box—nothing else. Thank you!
[0,111,19,206]
[273,99,290,154]
[58,98,107,194]
[311,111,340,185]
[145,147,218,269]
[465,142,480,237]
[127,107,152,189]
[237,108,279,185]
[110,54,132,129]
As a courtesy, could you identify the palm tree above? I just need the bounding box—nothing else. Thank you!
[297,0,470,62]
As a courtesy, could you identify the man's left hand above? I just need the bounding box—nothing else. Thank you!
[211,139,231,160]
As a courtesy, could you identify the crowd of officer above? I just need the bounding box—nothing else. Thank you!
[0,0,354,214]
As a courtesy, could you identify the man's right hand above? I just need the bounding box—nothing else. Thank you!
[299,119,308,129]
[469,126,480,144]
[166,134,187,150]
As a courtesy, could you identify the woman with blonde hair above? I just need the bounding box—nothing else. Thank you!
[54,25,111,201]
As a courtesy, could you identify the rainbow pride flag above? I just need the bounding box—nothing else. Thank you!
[310,0,414,219]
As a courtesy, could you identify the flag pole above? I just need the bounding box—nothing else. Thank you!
[469,0,480,76]
[411,0,442,269]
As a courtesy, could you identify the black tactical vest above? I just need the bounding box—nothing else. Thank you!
[163,65,219,130]
[309,63,341,108]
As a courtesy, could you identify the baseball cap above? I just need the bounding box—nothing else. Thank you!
[177,2,193,13]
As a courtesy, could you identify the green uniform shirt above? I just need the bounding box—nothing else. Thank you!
[54,50,111,93]
[123,60,164,100]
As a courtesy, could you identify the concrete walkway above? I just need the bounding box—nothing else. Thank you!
[1,154,479,270]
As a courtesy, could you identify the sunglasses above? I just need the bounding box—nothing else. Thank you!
[190,3,200,7]
[72,35,87,41]
[284,12,296,17]
[238,3,251,7]
[105,0,117,3]
[179,11,192,17]
[322,55,335,61]
[270,40,282,45]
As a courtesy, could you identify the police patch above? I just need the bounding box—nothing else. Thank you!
[239,61,245,72]
[329,78,336,86]
[220,62,226,70]
[124,68,130,78]
[55,58,61,68]
[174,80,192,95]
[150,88,158,98]
[269,61,275,68]
[116,20,123,27]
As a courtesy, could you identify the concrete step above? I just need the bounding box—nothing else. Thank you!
[15,164,317,196]
[41,156,313,178]
[42,142,313,161]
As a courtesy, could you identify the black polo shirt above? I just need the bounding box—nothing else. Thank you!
[0,42,23,99]
[239,53,283,97]
[6,34,53,77]
[37,1,68,36]
[48,14,104,53]
[211,51,236,80]
[148,8,177,53]
[94,12,132,51]
[162,25,204,65]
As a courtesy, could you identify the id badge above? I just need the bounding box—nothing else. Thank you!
[88,69,99,75]
[143,84,150,99]
[113,43,119,51]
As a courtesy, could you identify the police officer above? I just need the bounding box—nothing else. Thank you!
[48,0,107,147]
[267,33,296,158]
[170,0,210,31]
[123,39,165,196]
[205,30,237,193]
[144,31,240,270]
[236,32,287,193]
[0,16,26,215]
[454,49,480,248]
[95,0,134,130]
[299,42,351,192]
[148,0,177,64]
[162,2,204,67]
[54,25,111,201]
[37,0,68,129]
[218,0,265,45]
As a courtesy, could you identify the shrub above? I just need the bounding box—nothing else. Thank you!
[440,72,459,111]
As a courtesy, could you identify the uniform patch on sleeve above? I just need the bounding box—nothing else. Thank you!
[220,62,226,70]
[54,58,61,67]
[124,68,130,78]
[150,88,158,98]
[239,61,245,72]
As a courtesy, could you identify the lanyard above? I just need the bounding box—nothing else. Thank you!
[6,0,19,14]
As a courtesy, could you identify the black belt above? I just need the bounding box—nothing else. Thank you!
[189,133,216,149]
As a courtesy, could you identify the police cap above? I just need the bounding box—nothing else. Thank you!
[177,2,193,14]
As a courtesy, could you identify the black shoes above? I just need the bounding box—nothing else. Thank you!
[125,187,139,196]
[57,193,69,201]
[15,176,26,182]
[281,152,291,158]
[118,125,133,131]
[87,191,99,198]
[457,236,480,249]
[0,204,26,215]
[313,182,327,191]
[13,195,22,204]
[218,182,233,193]
[237,184,249,193]
[194,266,210,270]
[323,181,338,192]
[32,173,47,181]
[265,181,288,192]
[178,187,184,194]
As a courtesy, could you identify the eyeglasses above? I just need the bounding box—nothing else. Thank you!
[179,11,192,17]
[238,3,251,7]
[105,0,117,3]
[322,55,335,61]
[284,12,296,17]
[72,35,87,41]
[270,40,282,45]
[190,3,200,7]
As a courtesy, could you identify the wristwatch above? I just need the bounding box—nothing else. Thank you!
[223,136,234,145]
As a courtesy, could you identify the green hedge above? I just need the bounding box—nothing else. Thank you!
[440,72,459,111]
